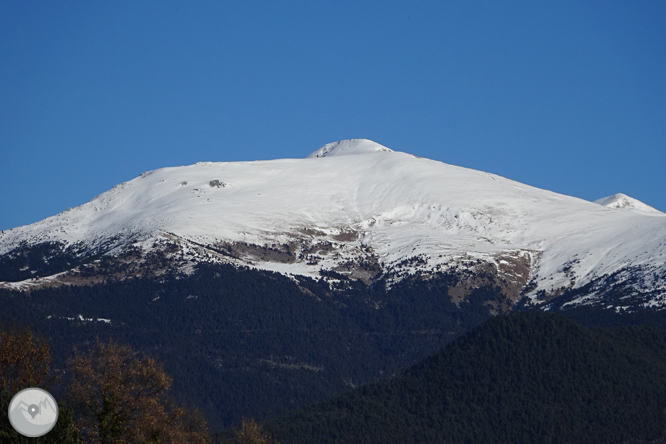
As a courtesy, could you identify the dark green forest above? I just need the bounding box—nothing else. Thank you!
[3,248,666,440]
[266,312,666,444]
[0,262,505,431]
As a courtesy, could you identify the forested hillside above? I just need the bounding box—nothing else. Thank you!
[0,262,504,430]
[267,313,666,444]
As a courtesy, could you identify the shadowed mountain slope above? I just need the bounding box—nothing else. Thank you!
[267,313,666,444]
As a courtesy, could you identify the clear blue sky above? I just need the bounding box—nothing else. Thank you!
[2,1,665,230]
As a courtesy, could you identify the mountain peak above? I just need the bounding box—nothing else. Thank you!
[306,139,393,158]
[594,193,663,214]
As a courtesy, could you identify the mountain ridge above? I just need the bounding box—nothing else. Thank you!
[2,139,666,430]
[1,139,665,313]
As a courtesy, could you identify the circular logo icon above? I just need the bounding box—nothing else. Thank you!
[7,387,59,437]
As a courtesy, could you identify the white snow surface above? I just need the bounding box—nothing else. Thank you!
[1,139,665,300]
[306,139,393,158]
[594,193,663,214]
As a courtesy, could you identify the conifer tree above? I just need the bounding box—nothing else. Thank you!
[230,418,278,444]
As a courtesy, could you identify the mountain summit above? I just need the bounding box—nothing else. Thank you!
[306,139,393,158]
[1,140,665,312]
[595,193,663,214]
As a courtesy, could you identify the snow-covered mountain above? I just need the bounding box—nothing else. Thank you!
[594,193,662,214]
[1,139,665,311]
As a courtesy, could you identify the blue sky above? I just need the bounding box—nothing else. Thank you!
[1,1,665,230]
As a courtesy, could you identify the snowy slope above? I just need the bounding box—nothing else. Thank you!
[1,139,665,309]
[306,139,394,158]
[595,193,663,214]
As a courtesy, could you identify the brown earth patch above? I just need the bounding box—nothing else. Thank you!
[447,251,534,314]
[332,230,359,242]
[217,242,297,264]
[332,255,382,285]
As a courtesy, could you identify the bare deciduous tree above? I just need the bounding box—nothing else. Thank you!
[67,340,210,444]
[0,324,81,443]
[0,324,55,394]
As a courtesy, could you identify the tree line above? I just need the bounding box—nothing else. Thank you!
[0,261,504,430]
